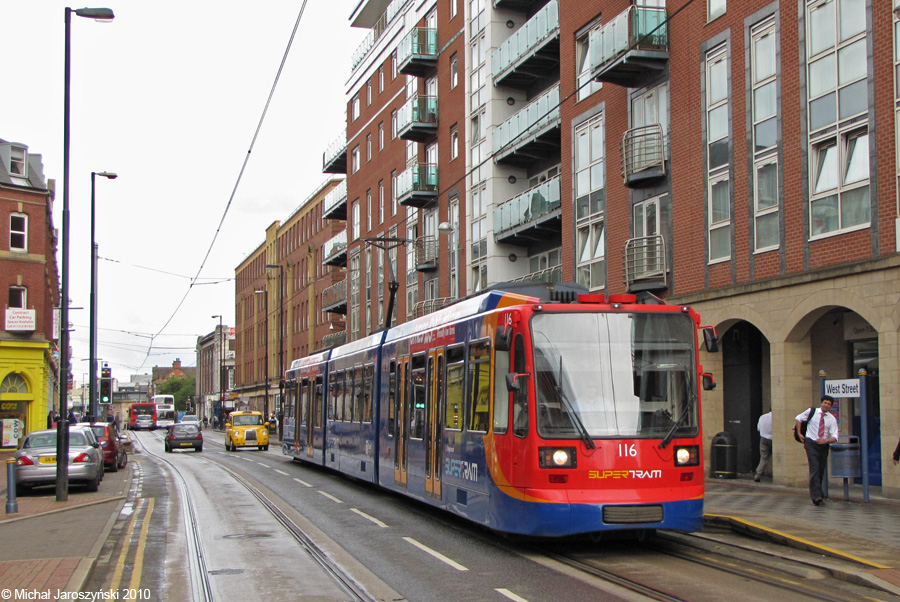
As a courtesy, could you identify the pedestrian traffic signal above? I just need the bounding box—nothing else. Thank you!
[99,377,112,404]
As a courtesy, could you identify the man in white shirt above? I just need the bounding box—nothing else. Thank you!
[755,411,772,482]
[794,395,839,506]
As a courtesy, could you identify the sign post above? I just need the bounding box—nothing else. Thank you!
[823,374,868,503]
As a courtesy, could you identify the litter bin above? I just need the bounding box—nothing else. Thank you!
[831,436,861,479]
[711,431,737,479]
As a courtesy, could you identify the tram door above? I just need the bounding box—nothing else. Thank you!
[394,358,409,486]
[293,380,305,454]
[308,376,322,458]
[425,350,444,498]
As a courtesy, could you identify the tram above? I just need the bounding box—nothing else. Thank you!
[282,285,718,538]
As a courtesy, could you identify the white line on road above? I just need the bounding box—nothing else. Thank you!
[496,589,529,602]
[317,491,344,504]
[274,469,289,476]
[293,478,312,487]
[402,537,468,571]
[241,457,254,462]
[257,463,270,468]
[350,508,389,528]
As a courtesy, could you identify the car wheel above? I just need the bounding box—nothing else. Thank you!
[109,459,119,473]
[263,445,269,451]
[118,453,127,469]
[226,439,232,451]
[86,474,100,493]
[197,446,203,453]
[165,444,171,453]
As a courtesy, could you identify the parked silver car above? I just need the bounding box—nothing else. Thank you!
[14,426,104,492]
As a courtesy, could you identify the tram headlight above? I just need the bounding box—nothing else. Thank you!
[539,447,577,468]
[674,445,700,467]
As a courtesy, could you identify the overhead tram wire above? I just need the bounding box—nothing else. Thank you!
[134,0,310,371]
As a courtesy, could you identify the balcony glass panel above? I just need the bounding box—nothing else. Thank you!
[323,129,348,166]
[352,0,411,70]
[492,0,559,79]
[397,163,439,197]
[323,231,347,261]
[323,180,348,215]
[398,28,438,64]
[397,96,438,130]
[493,174,561,232]
[493,84,560,154]
[590,6,667,73]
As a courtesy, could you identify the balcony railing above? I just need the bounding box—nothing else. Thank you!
[494,175,561,234]
[493,84,560,162]
[415,236,439,271]
[413,297,454,317]
[322,231,347,266]
[590,6,668,87]
[322,331,347,349]
[623,235,667,289]
[511,265,562,284]
[621,124,666,186]
[351,0,410,71]
[492,0,559,88]
[397,163,438,208]
[322,281,348,313]
[397,95,438,142]
[322,129,348,174]
[322,180,348,220]
[398,28,438,76]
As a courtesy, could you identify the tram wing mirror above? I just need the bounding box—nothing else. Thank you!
[702,327,719,353]
[701,373,717,391]
[506,372,529,393]
[495,325,512,352]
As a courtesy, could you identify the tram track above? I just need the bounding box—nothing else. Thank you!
[133,431,376,602]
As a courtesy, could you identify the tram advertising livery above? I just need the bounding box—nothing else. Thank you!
[282,284,718,538]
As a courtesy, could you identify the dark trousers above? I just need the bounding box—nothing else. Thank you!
[804,438,830,501]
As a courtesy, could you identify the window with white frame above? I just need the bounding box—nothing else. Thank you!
[9,214,27,251]
[391,170,398,216]
[576,23,602,102]
[576,221,605,291]
[352,95,360,121]
[451,53,458,89]
[379,122,384,150]
[366,189,372,232]
[469,183,487,261]
[367,82,372,106]
[364,246,372,334]
[451,125,459,160]
[807,0,870,238]
[470,32,487,111]
[752,16,779,251]
[379,180,385,224]
[633,196,664,277]
[10,146,26,177]
[8,286,26,309]
[706,43,731,262]
[450,0,457,19]
[351,146,360,173]
[351,200,360,240]
[528,248,561,280]
[709,0,726,21]
[471,264,487,293]
[350,252,360,338]
[367,134,372,161]
[574,114,605,220]
[392,110,398,139]
[379,66,384,92]
[392,51,397,79]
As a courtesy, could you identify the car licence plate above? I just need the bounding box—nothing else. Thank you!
[179,442,193,446]
[39,457,56,464]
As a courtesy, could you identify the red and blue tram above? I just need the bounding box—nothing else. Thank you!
[282,288,717,537]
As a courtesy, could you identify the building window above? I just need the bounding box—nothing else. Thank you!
[9,214,27,251]
[450,0,457,19]
[367,134,372,161]
[470,183,487,261]
[8,286,26,309]
[367,81,372,106]
[709,0,726,21]
[807,0,869,238]
[450,53,458,89]
[576,25,602,102]
[754,159,779,250]
[352,95,360,121]
[379,181,385,224]
[576,222,605,291]
[351,146,360,173]
[10,146,26,177]
[392,110,398,139]
[574,114,605,220]
[392,51,398,79]
[751,16,779,252]
[450,125,459,160]
[379,122,384,150]
[379,66,384,92]
[391,170,398,216]
[706,43,731,262]
[351,200,360,240]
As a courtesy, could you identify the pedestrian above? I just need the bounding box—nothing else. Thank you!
[203,415,209,429]
[47,409,58,429]
[212,414,219,430]
[67,409,77,425]
[755,410,773,482]
[892,435,900,466]
[794,395,839,506]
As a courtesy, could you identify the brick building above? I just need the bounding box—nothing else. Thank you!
[0,138,60,448]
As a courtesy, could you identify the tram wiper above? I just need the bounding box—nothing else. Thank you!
[556,356,595,450]
[659,395,695,449]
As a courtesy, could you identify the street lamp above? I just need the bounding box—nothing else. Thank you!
[57,6,115,503]
[438,221,460,300]
[89,171,116,423]
[265,264,284,436]
[254,289,269,420]
[211,314,223,427]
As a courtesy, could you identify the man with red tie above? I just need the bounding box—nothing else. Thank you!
[795,395,839,506]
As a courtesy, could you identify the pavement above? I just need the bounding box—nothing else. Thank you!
[1,442,899,598]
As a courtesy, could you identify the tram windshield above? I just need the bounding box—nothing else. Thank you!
[531,312,698,439]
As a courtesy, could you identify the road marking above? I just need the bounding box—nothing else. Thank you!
[108,498,145,596]
[129,497,156,591]
[257,462,270,468]
[241,457,254,462]
[402,537,468,571]
[317,491,344,504]
[293,478,312,487]
[274,469,288,475]
[496,589,529,602]
[351,508,389,528]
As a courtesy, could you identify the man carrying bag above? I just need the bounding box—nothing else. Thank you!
[794,395,839,506]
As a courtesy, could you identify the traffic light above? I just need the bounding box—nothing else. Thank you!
[99,377,112,404]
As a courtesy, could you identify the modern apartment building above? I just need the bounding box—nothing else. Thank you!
[0,138,60,447]
[303,0,900,497]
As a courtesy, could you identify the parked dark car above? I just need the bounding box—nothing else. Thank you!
[90,422,127,472]
[14,426,103,492]
[164,423,203,453]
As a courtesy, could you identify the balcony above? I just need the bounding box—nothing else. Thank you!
[413,297,454,317]
[494,175,562,246]
[493,85,560,167]
[322,280,347,314]
[492,0,560,89]
[322,231,347,267]
[397,95,438,142]
[415,236,439,271]
[511,265,562,284]
[590,6,668,88]
[623,235,667,293]
[322,180,348,220]
[398,28,438,76]
[397,163,438,208]
[351,0,409,71]
[322,129,348,174]
[322,330,347,349]
[492,0,548,12]
[621,125,666,187]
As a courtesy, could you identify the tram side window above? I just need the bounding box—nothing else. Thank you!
[388,360,396,437]
[362,364,374,423]
[313,376,324,428]
[329,372,342,420]
[284,384,295,420]
[299,379,309,425]
[512,334,529,437]
[445,345,464,430]
[344,369,356,422]
[468,339,491,432]
[411,353,426,439]
[353,365,364,423]
[493,343,510,434]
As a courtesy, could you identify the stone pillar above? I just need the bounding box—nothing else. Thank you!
[770,338,813,488]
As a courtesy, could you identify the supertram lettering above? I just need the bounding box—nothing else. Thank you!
[444,458,479,482]
[588,470,663,479]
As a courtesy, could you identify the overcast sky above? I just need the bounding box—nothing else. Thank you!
[1,1,364,383]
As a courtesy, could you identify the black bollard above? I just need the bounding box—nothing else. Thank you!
[6,458,18,514]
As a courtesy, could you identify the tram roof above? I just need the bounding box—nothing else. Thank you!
[288,349,331,371]
[329,330,386,359]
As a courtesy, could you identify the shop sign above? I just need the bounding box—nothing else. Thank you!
[5,308,36,331]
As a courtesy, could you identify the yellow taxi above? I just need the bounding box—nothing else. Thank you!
[224,411,270,451]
